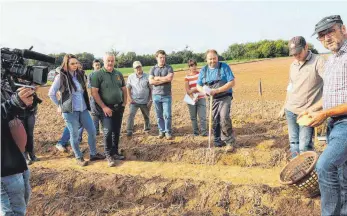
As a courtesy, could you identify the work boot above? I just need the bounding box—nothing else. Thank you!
[28,152,40,162]
[165,133,173,140]
[55,143,67,152]
[158,132,165,139]
[113,153,125,160]
[76,157,88,167]
[107,156,117,167]
[90,152,106,161]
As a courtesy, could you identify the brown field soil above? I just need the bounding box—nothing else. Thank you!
[28,57,323,215]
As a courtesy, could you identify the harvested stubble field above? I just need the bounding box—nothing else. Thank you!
[28,57,322,216]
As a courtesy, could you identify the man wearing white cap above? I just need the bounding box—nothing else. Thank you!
[126,61,152,137]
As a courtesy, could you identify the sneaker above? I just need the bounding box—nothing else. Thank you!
[113,153,125,160]
[23,152,33,165]
[225,137,236,146]
[214,142,225,148]
[28,152,40,162]
[107,156,117,167]
[165,133,173,140]
[76,157,88,166]
[55,143,67,152]
[158,132,165,139]
[90,152,106,161]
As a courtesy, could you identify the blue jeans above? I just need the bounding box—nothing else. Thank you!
[62,110,97,159]
[1,169,31,216]
[285,109,314,158]
[187,98,207,135]
[57,126,84,146]
[153,95,172,135]
[316,117,347,216]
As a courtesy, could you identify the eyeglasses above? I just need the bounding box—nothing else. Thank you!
[317,27,338,41]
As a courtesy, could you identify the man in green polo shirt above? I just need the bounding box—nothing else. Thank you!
[91,52,127,167]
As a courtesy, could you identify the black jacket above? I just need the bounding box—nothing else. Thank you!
[59,70,91,113]
[1,89,28,177]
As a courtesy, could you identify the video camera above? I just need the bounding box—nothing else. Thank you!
[1,46,55,86]
[1,46,55,103]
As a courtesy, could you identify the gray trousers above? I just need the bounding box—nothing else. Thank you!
[187,98,207,135]
[212,96,234,145]
[126,103,151,133]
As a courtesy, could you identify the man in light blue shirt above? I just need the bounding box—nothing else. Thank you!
[126,61,152,136]
[197,49,236,151]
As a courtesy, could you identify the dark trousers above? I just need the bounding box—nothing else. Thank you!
[101,108,124,157]
[19,113,36,153]
[212,96,234,146]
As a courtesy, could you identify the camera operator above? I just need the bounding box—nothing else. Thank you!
[1,86,35,215]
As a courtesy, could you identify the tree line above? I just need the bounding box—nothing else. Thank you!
[29,39,318,70]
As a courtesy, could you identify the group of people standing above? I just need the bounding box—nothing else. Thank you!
[2,13,346,216]
[48,48,237,167]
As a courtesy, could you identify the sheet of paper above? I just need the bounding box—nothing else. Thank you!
[193,93,199,100]
[203,85,212,95]
[184,94,196,105]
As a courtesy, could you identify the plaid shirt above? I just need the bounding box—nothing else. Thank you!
[323,40,347,110]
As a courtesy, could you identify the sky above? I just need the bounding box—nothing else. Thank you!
[1,1,347,58]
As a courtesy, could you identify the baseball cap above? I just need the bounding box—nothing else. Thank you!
[288,36,306,55]
[312,15,343,36]
[132,61,142,69]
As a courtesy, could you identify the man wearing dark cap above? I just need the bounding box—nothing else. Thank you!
[278,36,325,158]
[301,15,347,215]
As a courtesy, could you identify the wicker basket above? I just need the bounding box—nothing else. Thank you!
[279,151,320,198]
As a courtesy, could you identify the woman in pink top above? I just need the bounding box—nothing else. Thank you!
[184,59,207,136]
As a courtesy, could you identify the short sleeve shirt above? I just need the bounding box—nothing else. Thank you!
[149,64,174,95]
[285,52,325,114]
[91,67,125,105]
[126,73,151,104]
[197,62,235,94]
